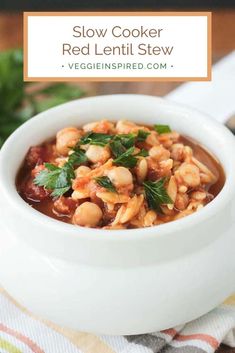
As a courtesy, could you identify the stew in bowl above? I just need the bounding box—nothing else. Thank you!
[16,119,225,229]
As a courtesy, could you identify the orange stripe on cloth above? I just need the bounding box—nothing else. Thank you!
[0,323,45,353]
[175,333,219,349]
[161,328,219,349]
[161,328,178,337]
[0,289,115,353]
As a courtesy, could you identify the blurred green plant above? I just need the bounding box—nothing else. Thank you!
[0,49,85,147]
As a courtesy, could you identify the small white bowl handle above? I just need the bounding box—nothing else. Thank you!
[166,51,235,125]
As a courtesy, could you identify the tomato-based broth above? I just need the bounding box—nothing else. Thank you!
[16,120,225,229]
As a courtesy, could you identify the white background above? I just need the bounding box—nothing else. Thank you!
[26,15,209,79]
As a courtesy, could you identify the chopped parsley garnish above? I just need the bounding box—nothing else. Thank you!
[34,148,87,197]
[79,132,113,146]
[109,139,126,158]
[115,133,136,148]
[33,127,153,196]
[110,132,149,167]
[112,144,149,167]
[136,130,150,142]
[154,124,171,134]
[95,176,116,192]
[67,147,88,167]
[114,131,149,146]
[79,130,150,162]
[113,146,137,168]
[135,149,149,157]
[143,178,173,212]
[110,133,135,157]
[34,164,72,197]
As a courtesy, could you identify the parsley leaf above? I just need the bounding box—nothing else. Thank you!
[34,167,59,189]
[95,176,116,192]
[154,124,172,134]
[79,132,113,146]
[44,163,58,171]
[113,146,137,168]
[114,131,149,148]
[34,148,87,197]
[88,131,149,161]
[68,147,88,167]
[51,166,73,197]
[111,136,149,167]
[143,178,173,212]
[34,166,72,197]
[115,133,135,148]
[136,130,150,142]
[135,149,149,157]
[110,139,126,158]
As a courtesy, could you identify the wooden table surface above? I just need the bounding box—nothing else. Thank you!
[0,10,235,353]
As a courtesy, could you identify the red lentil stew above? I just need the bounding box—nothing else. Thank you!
[16,119,225,229]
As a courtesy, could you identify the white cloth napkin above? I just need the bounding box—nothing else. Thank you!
[0,292,235,353]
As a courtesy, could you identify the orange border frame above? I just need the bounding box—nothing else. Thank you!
[23,11,212,82]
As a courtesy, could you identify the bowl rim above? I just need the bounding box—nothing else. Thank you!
[0,94,235,241]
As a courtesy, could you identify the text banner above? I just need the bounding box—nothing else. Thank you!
[24,12,211,81]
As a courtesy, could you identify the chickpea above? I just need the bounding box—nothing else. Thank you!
[116,120,136,134]
[136,158,148,182]
[83,122,98,132]
[75,165,91,177]
[178,163,200,188]
[187,200,204,211]
[178,185,188,193]
[85,145,111,164]
[175,193,189,210]
[83,120,114,134]
[190,190,207,201]
[183,146,193,162]
[170,143,184,161]
[145,131,159,147]
[73,202,102,227]
[149,145,170,161]
[158,159,174,177]
[107,167,133,188]
[56,127,81,156]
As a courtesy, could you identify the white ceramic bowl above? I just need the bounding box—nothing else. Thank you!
[0,94,235,335]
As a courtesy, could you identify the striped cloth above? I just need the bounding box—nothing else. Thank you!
[0,289,235,353]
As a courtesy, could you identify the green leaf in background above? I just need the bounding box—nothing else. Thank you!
[0,49,85,148]
[0,49,24,114]
[39,83,85,99]
[33,84,86,112]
